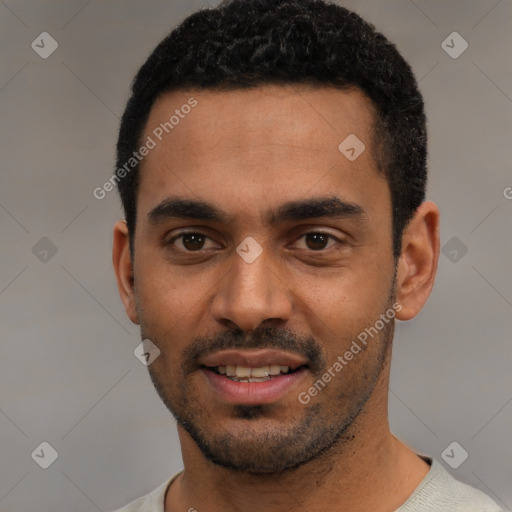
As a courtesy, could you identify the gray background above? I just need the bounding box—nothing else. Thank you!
[0,0,511,510]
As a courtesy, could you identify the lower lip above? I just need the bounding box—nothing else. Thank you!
[202,368,308,405]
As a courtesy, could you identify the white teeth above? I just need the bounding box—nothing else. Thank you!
[235,366,251,378]
[215,364,292,379]
[250,365,269,377]
[269,365,281,375]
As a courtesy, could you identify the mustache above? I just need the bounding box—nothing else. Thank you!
[181,325,326,374]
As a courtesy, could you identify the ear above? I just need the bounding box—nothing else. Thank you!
[395,201,440,321]
[112,220,139,325]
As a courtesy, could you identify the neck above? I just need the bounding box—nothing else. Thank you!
[165,372,429,512]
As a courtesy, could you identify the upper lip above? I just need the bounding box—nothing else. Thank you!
[200,349,308,370]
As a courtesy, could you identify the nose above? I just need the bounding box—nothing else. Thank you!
[211,244,293,332]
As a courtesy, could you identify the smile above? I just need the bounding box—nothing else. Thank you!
[210,364,295,382]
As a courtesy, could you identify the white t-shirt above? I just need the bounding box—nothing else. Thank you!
[112,457,503,512]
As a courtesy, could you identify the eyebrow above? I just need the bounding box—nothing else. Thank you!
[147,195,367,227]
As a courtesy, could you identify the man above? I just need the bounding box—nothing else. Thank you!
[111,0,503,510]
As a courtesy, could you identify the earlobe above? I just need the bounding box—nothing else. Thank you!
[395,201,440,321]
[112,220,140,325]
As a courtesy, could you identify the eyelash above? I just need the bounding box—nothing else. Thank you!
[167,231,344,253]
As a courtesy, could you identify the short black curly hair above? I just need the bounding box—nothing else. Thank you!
[116,0,427,258]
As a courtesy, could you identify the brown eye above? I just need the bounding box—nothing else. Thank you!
[169,232,216,252]
[181,233,205,251]
[296,232,340,251]
[305,233,329,250]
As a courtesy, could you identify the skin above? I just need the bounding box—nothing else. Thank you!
[113,84,440,512]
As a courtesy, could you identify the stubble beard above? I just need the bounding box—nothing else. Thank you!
[144,311,394,474]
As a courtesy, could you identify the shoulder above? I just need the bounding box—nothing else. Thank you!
[398,458,503,512]
[111,472,182,512]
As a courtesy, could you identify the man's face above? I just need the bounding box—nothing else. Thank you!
[130,85,397,472]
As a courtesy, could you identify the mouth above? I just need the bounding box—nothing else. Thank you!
[207,363,305,382]
[199,349,310,405]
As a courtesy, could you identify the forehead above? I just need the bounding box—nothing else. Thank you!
[136,84,387,222]
[144,84,376,154]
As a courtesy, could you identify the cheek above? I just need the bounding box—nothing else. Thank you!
[290,268,393,361]
[294,266,389,321]
[134,263,206,344]
[137,245,201,299]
